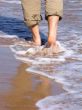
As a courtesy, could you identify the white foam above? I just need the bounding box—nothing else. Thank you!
[54,76,71,86]
[10,41,67,55]
[10,45,28,55]
[10,44,44,55]
[26,67,55,79]
[0,34,18,38]
[10,41,80,95]
[62,50,74,57]
[10,41,74,62]
[71,55,82,61]
[15,55,65,65]
[56,41,66,52]
[15,55,35,64]
[15,55,65,64]
[12,49,74,65]
[26,46,44,55]
[36,93,82,110]
[54,71,82,93]
[28,66,82,93]
[35,57,65,63]
[10,41,81,95]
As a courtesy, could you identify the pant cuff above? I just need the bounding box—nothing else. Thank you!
[24,15,42,27]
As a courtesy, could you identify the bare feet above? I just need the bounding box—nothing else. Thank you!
[42,41,65,55]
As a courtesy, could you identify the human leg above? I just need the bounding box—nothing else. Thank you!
[21,0,42,45]
[31,25,41,46]
[47,16,59,46]
[45,0,63,47]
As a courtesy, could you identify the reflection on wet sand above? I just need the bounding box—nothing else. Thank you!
[5,63,64,110]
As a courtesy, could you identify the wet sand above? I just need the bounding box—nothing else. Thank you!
[0,41,65,110]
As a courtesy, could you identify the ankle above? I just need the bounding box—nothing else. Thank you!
[48,37,56,46]
[34,40,41,46]
[33,37,41,46]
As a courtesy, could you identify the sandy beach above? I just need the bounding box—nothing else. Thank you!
[0,0,82,110]
[0,40,65,110]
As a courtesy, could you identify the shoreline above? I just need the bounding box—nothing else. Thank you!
[0,40,65,110]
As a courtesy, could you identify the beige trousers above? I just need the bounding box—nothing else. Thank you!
[21,0,63,27]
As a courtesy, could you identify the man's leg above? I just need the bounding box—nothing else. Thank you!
[45,0,63,47]
[31,25,41,46]
[21,0,42,45]
[48,16,59,46]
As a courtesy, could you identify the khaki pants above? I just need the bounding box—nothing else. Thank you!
[21,0,63,27]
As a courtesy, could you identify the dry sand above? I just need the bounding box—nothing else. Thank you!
[0,39,65,110]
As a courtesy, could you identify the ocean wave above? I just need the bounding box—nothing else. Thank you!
[26,62,82,94]
[36,93,82,110]
[9,40,82,94]
[0,34,18,38]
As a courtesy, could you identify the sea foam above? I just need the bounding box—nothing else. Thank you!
[36,93,82,110]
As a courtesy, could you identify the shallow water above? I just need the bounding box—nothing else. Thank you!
[0,0,82,110]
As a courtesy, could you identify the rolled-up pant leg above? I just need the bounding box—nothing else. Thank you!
[45,0,63,20]
[21,0,42,27]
